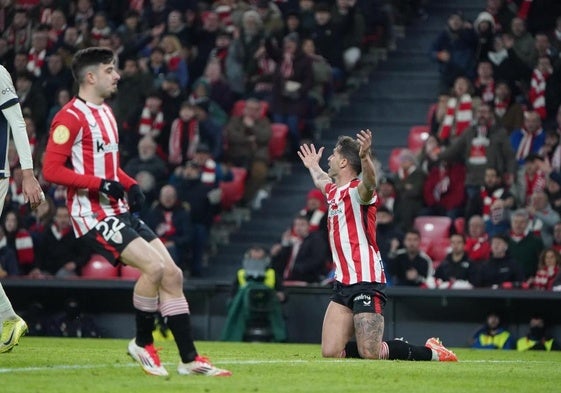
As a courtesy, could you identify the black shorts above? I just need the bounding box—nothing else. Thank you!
[82,213,157,266]
[331,281,387,315]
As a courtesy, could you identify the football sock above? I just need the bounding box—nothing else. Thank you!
[343,340,432,360]
[386,339,432,361]
[166,313,197,363]
[160,297,197,363]
[135,310,155,347]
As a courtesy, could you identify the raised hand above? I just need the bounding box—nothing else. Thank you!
[298,143,324,169]
[356,129,373,159]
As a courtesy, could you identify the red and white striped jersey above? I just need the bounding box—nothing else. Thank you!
[325,179,386,285]
[46,97,128,237]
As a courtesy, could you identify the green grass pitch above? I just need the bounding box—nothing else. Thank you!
[1,338,560,393]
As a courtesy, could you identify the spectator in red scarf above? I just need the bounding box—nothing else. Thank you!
[465,215,491,262]
[30,205,89,278]
[2,210,35,275]
[422,157,466,220]
[466,166,515,228]
[511,111,545,166]
[528,248,561,290]
[529,55,553,120]
[474,61,495,104]
[438,76,478,145]
[144,185,192,270]
[515,153,547,207]
[299,188,328,235]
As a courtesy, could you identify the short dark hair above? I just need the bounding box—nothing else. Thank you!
[335,136,362,175]
[71,47,115,84]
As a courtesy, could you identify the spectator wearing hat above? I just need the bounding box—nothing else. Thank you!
[474,11,496,62]
[266,31,313,156]
[299,188,328,236]
[474,233,525,288]
[393,149,426,231]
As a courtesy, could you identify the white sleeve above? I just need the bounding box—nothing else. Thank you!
[2,103,33,170]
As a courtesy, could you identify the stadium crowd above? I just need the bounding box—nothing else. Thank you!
[0,0,410,279]
[2,0,561,297]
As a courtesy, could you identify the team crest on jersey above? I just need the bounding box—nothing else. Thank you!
[328,200,342,217]
[52,125,70,144]
[111,230,123,244]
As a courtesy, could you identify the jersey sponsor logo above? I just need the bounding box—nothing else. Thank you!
[52,125,70,144]
[96,140,119,153]
[1,87,14,95]
[95,217,125,244]
[354,293,371,306]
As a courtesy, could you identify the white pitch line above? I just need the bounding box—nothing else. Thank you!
[0,359,553,374]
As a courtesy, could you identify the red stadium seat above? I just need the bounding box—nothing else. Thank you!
[81,254,119,279]
[454,217,465,235]
[231,100,269,118]
[269,123,289,161]
[428,237,451,269]
[388,147,405,173]
[414,216,452,242]
[407,125,430,153]
[120,264,142,280]
[219,167,248,210]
